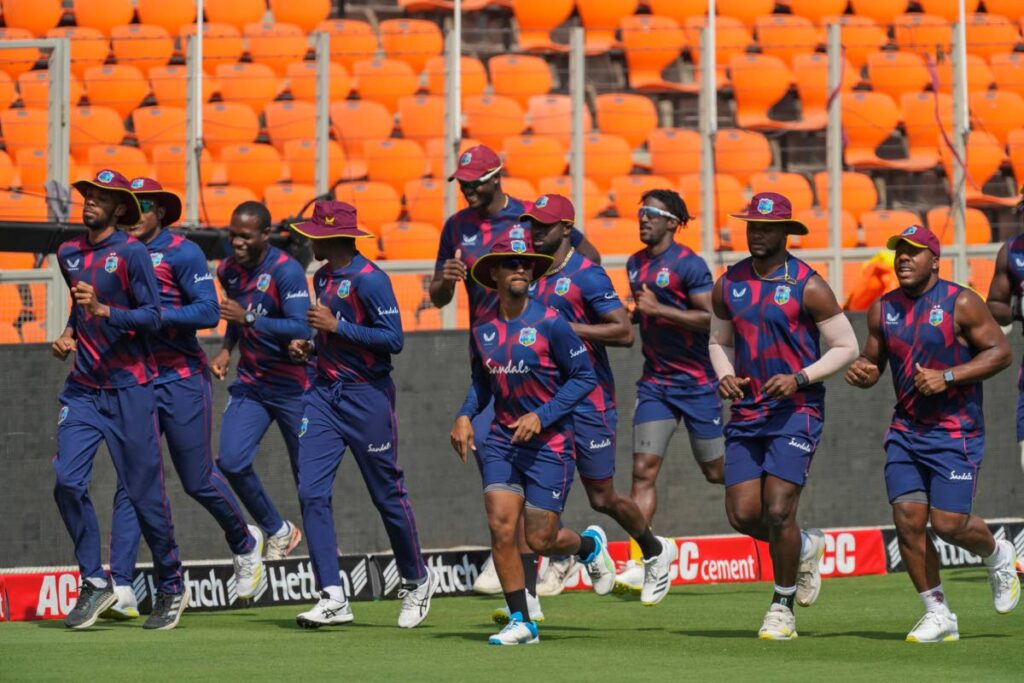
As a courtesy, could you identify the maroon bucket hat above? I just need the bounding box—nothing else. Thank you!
[289,200,374,239]
[730,191,809,236]
[72,169,142,226]
[470,237,554,290]
[129,177,182,227]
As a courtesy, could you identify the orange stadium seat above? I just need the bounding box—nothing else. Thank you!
[423,137,482,179]
[791,53,858,132]
[330,99,393,174]
[677,173,746,227]
[315,19,379,71]
[264,100,317,152]
[0,72,14,110]
[684,16,752,86]
[849,0,909,25]
[2,0,63,37]
[577,0,639,55]
[0,28,41,79]
[502,135,566,187]
[263,183,315,220]
[528,94,594,147]
[0,149,15,189]
[821,15,887,71]
[17,69,84,109]
[149,143,213,188]
[594,93,658,150]
[985,0,1024,21]
[940,130,1017,208]
[728,54,795,131]
[620,15,693,92]
[647,0,708,25]
[925,206,992,245]
[718,0,775,28]
[389,271,441,331]
[0,248,34,269]
[0,108,47,154]
[901,91,954,170]
[365,138,427,195]
[488,54,553,109]
[200,185,259,226]
[749,172,814,212]
[205,0,266,31]
[583,133,633,192]
[424,55,487,100]
[149,65,216,107]
[110,24,175,73]
[969,257,996,294]
[513,0,574,53]
[203,102,260,154]
[462,94,526,151]
[72,0,134,36]
[85,145,150,179]
[221,143,284,196]
[919,0,979,22]
[131,105,186,153]
[893,13,952,57]
[180,23,244,74]
[867,51,930,102]
[933,54,994,94]
[500,176,537,201]
[965,14,1020,64]
[404,177,447,225]
[1010,130,1024,191]
[969,90,1024,147]
[536,175,608,217]
[714,128,773,186]
[584,217,638,256]
[647,128,701,179]
[379,221,440,260]
[136,0,196,35]
[755,15,823,67]
[0,189,47,220]
[15,148,69,192]
[397,95,445,144]
[611,174,671,216]
[787,0,849,25]
[244,22,309,77]
[991,53,1024,98]
[215,62,281,115]
[379,19,443,74]
[842,91,932,172]
[333,181,402,230]
[860,209,922,248]
[268,0,331,34]
[83,65,149,119]
[69,106,124,159]
[791,208,858,249]
[283,138,349,185]
[286,61,352,103]
[813,171,879,222]
[352,58,419,115]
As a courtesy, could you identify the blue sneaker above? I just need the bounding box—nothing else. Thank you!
[488,612,539,645]
[581,525,615,595]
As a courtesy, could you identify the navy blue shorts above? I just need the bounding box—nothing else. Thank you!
[724,411,823,487]
[884,428,983,514]
[574,408,617,482]
[633,381,723,440]
[481,434,575,514]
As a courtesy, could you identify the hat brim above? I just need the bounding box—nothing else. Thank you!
[289,221,375,239]
[728,214,809,236]
[72,180,142,226]
[886,235,937,255]
[519,210,574,226]
[470,252,554,290]
[134,190,182,227]
[447,165,503,182]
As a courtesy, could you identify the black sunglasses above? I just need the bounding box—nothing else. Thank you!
[459,178,492,190]
[499,257,531,271]
[139,199,157,213]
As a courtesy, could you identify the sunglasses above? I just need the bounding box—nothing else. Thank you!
[458,177,492,190]
[499,257,531,271]
[139,199,157,213]
[638,206,681,222]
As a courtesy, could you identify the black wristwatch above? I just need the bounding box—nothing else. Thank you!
[794,370,809,388]
[243,310,257,327]
[943,369,955,386]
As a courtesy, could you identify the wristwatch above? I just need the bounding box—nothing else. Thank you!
[794,371,809,388]
[243,310,257,327]
[943,369,955,386]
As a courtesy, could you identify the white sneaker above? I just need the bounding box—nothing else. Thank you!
[614,560,644,595]
[536,556,576,597]
[906,610,959,643]
[473,554,503,595]
[987,540,1021,614]
[234,525,265,600]
[488,613,539,645]
[492,591,545,625]
[265,520,302,561]
[99,585,139,620]
[757,604,798,640]
[397,570,440,629]
[796,529,826,607]
[296,591,354,629]
[641,537,677,606]
[582,525,615,596]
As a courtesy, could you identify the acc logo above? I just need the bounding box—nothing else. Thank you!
[104,255,119,273]
[460,151,472,166]
[256,273,272,292]
[554,277,571,296]
[929,305,944,326]
[57,406,69,425]
[509,227,525,239]
[298,417,308,438]
[655,268,670,288]
[150,252,164,267]
[774,284,791,305]
[519,327,537,347]
[510,240,527,254]
[97,170,115,183]
[337,279,351,298]
[130,178,145,189]
[757,197,774,215]
[535,195,549,208]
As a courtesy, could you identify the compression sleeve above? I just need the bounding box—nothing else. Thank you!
[708,313,737,379]
[802,312,859,383]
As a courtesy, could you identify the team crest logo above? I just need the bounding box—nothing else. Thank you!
[536,196,549,208]
[510,240,527,254]
[655,268,670,288]
[519,327,537,347]
[460,151,472,166]
[57,406,68,425]
[509,227,525,239]
[97,170,115,183]
[773,284,791,305]
[104,255,119,273]
[554,277,571,296]
[299,417,308,438]
[928,306,944,326]
[757,197,774,215]
[130,178,145,189]
[337,279,351,298]
[256,273,272,292]
[903,225,918,236]
[150,252,164,267]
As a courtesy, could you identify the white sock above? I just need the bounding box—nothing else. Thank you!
[773,584,796,596]
[274,521,291,538]
[983,540,1007,568]
[323,585,345,602]
[799,531,813,560]
[86,576,108,589]
[919,585,951,614]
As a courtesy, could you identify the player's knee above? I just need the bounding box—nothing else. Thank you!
[584,480,615,514]
[700,460,724,485]
[929,510,969,540]
[761,502,795,529]
[524,528,558,556]
[726,505,759,534]
[215,455,246,476]
[52,475,85,500]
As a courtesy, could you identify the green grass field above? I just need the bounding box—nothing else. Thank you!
[2,570,1021,681]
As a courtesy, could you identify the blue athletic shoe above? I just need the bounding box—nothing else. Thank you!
[581,525,615,595]
[488,612,539,645]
